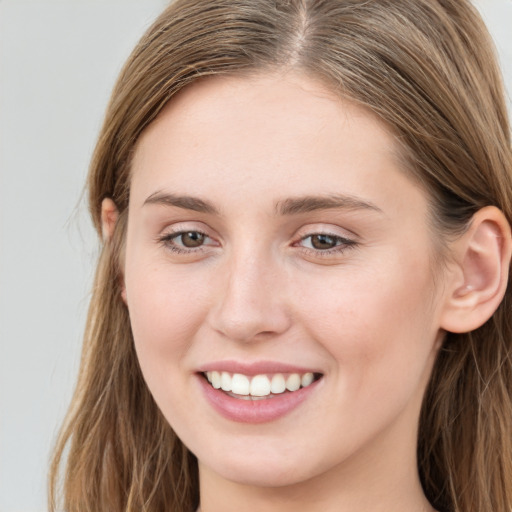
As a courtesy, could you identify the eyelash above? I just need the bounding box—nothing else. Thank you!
[157,230,214,254]
[158,230,357,257]
[294,233,357,257]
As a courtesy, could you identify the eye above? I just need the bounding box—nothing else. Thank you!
[175,231,207,248]
[158,229,217,254]
[292,229,358,261]
[303,234,342,250]
[300,233,354,251]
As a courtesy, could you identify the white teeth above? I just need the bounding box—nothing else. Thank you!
[211,371,221,389]
[301,372,314,387]
[270,374,286,394]
[286,374,301,392]
[250,375,271,397]
[205,371,318,397]
[231,374,250,395]
[221,372,231,391]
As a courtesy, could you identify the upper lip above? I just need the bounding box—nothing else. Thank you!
[196,360,322,376]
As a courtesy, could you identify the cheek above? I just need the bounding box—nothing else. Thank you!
[295,256,439,391]
[124,257,210,375]
[123,260,215,427]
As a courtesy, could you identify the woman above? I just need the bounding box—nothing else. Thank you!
[49,1,512,511]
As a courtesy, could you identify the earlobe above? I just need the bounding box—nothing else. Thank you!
[101,197,119,242]
[440,206,511,333]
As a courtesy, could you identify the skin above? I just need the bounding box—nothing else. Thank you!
[121,72,455,512]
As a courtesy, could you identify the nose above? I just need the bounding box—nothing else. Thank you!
[208,250,291,342]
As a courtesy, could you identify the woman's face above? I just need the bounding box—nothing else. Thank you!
[124,73,448,488]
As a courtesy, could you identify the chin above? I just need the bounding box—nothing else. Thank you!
[214,464,308,488]
[196,443,328,489]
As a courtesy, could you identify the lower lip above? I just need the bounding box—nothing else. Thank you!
[198,375,321,424]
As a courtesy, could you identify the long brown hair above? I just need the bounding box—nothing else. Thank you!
[49,1,512,511]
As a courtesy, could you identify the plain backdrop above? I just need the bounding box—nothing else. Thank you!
[0,1,510,511]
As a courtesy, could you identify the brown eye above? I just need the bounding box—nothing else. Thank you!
[179,231,206,248]
[310,234,338,250]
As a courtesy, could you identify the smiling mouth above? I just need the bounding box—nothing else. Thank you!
[203,371,323,400]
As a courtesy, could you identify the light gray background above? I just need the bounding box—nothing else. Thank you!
[0,1,510,511]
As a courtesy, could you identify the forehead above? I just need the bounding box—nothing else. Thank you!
[129,71,423,219]
[134,72,397,160]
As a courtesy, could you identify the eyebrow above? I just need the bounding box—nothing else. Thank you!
[143,191,382,216]
[275,194,382,215]
[143,191,219,214]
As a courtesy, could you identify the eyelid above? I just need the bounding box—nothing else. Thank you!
[158,221,216,238]
[293,223,358,242]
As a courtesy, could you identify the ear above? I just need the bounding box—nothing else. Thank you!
[440,206,511,333]
[101,197,119,241]
[100,198,127,303]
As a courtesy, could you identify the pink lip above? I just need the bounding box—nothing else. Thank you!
[197,372,322,424]
[196,359,321,376]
